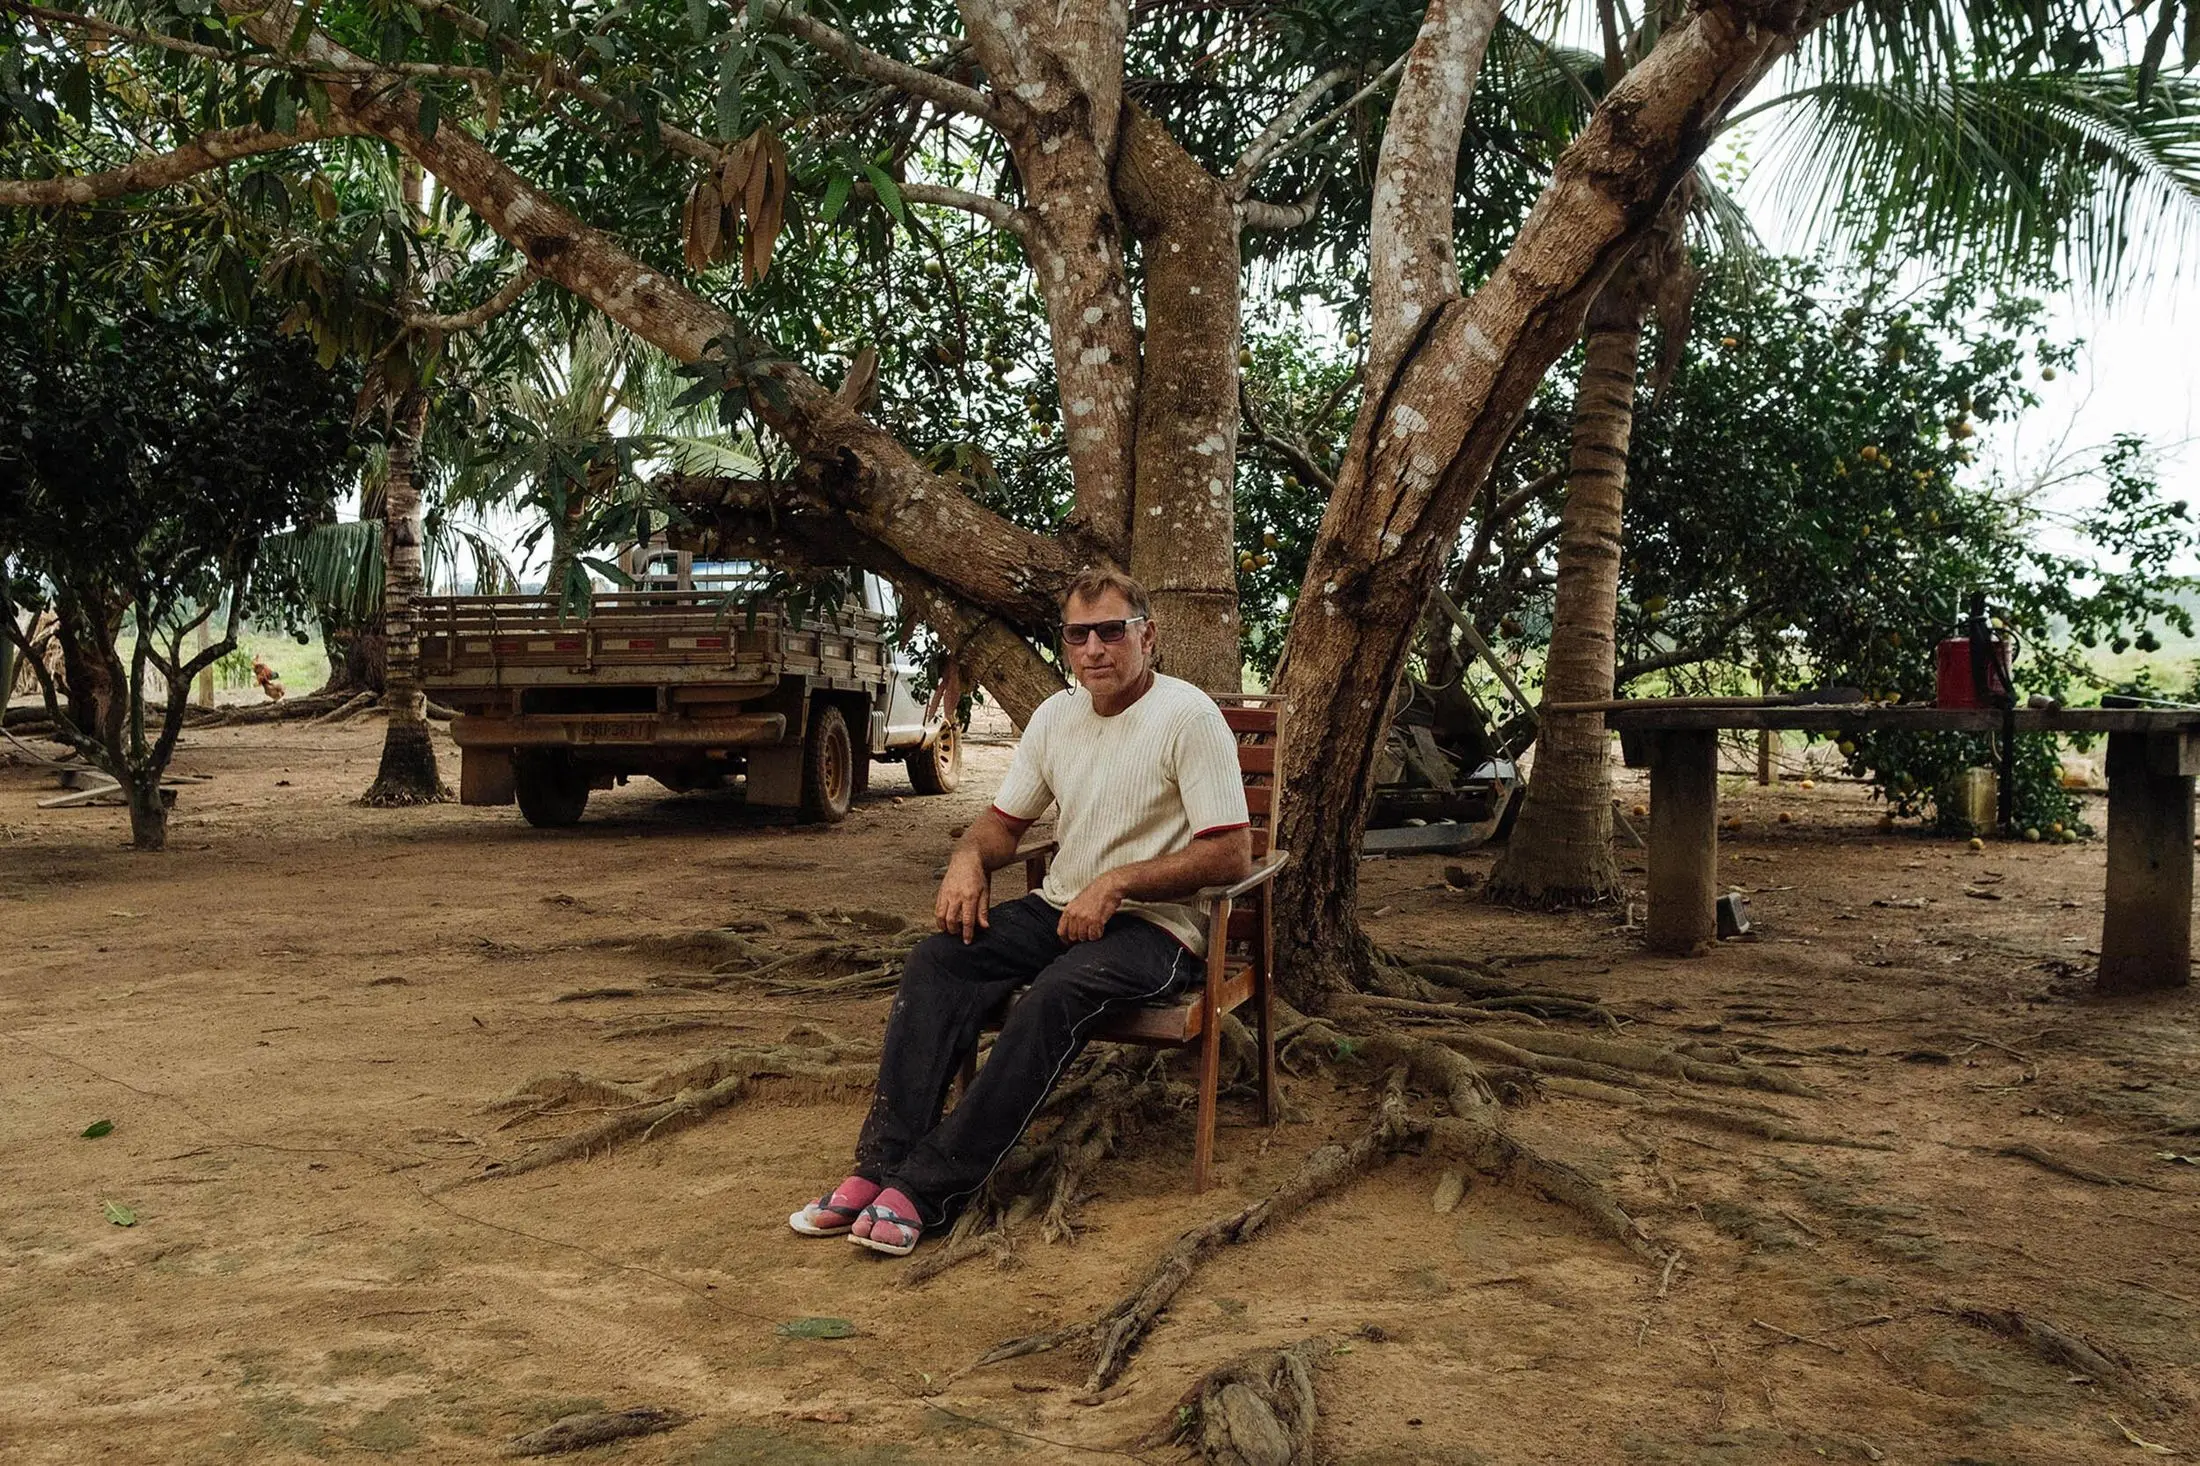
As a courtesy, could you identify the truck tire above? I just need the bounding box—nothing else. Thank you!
[799,705,854,823]
[515,750,590,827]
[905,720,962,796]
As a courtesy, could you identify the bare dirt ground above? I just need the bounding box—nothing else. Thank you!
[2,709,2196,1465]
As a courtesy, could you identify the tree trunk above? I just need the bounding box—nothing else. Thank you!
[125,771,169,851]
[1268,2,1807,1007]
[364,390,446,805]
[1117,104,1245,695]
[1485,290,1645,905]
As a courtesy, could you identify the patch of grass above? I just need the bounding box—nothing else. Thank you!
[343,1400,425,1453]
[320,1347,425,1382]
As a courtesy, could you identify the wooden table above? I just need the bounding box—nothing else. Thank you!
[1587,704,2200,993]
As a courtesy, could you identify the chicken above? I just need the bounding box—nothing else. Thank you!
[252,654,285,702]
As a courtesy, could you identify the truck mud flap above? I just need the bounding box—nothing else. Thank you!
[460,748,517,806]
[746,744,803,808]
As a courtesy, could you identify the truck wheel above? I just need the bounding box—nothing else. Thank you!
[905,721,962,796]
[515,750,590,827]
[799,705,854,823]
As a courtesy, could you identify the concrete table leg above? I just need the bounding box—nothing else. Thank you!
[1647,729,1719,956]
[2099,731,2195,994]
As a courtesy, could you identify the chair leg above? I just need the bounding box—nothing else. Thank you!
[955,1047,978,1103]
[1255,970,1278,1126]
[1193,1012,1223,1193]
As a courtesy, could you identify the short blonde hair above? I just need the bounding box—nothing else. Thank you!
[1060,567,1152,620]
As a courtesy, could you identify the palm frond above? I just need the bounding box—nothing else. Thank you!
[260,519,384,627]
[658,435,768,478]
[1746,68,2200,296]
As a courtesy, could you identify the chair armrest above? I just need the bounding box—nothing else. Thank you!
[1013,839,1060,864]
[1195,848,1289,903]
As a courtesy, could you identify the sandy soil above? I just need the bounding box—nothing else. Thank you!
[2,708,2196,1465]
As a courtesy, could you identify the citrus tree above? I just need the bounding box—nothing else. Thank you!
[0,289,359,848]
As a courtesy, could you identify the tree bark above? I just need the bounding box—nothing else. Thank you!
[955,0,1140,559]
[364,390,446,804]
[1484,286,1645,904]
[125,775,169,851]
[1269,1,1815,1007]
[225,19,1071,714]
[1116,105,1245,695]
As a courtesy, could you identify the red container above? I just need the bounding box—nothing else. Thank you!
[1935,635,2011,708]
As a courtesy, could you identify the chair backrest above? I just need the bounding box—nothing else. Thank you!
[1214,694,1287,858]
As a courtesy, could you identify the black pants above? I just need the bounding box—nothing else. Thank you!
[854,893,1190,1227]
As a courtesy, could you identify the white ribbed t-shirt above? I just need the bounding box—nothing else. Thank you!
[991,674,1251,955]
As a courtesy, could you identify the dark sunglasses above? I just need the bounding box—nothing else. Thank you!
[1061,616,1148,646]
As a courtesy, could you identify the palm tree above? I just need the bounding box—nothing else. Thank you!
[453,315,715,609]
[1488,25,2200,904]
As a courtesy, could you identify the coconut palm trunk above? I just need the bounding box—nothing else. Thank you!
[362,389,445,804]
[1485,270,1650,904]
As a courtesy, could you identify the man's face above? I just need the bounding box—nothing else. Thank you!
[1062,589,1157,699]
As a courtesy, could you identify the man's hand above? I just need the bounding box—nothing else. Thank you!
[936,850,992,943]
[1056,873,1125,943]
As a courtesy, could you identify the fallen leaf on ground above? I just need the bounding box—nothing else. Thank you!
[101,1201,137,1227]
[776,1316,857,1340]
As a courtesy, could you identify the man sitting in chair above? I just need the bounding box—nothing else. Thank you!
[789,568,1253,1255]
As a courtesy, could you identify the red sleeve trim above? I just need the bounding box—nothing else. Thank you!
[990,805,1036,832]
[1193,821,1251,839]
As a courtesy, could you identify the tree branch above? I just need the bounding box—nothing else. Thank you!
[1365,0,1501,372]
[0,117,368,206]
[1226,64,1350,195]
[1615,602,1765,686]
[1261,52,1408,175]
[398,0,725,164]
[7,4,503,83]
[406,265,536,330]
[865,179,1030,238]
[1239,381,1337,494]
[1239,175,1323,232]
[748,0,996,122]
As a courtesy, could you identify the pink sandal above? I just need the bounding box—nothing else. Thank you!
[788,1178,880,1237]
[850,1199,923,1257]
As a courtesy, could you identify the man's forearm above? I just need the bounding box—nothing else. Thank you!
[952,810,1030,874]
[1103,831,1254,905]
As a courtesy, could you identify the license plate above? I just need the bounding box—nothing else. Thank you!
[574,719,655,742]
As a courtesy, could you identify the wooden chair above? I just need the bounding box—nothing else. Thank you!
[964,695,1289,1192]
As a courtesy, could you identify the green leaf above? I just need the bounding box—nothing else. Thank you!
[81,1119,114,1138]
[820,170,852,225]
[862,165,906,230]
[580,556,636,587]
[775,1316,856,1340]
[102,1200,138,1227]
[418,91,441,143]
[286,0,320,56]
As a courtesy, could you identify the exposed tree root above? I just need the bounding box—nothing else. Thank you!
[1944,1300,2135,1387]
[972,1070,1417,1393]
[504,1406,687,1456]
[466,1026,875,1182]
[1147,1336,1330,1466]
[1439,1026,1820,1098]
[309,691,380,726]
[902,1034,1255,1287]
[1994,1142,2156,1190]
[1638,1103,1894,1152]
